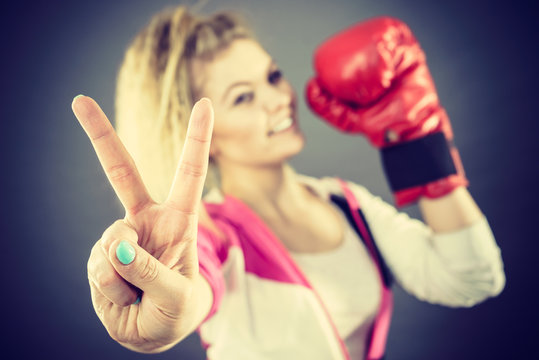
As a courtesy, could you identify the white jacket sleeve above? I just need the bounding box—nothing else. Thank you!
[348,182,506,308]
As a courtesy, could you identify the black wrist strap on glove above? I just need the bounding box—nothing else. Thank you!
[381,132,457,192]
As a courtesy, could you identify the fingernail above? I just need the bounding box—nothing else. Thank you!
[116,240,135,265]
[133,295,141,305]
[73,94,84,101]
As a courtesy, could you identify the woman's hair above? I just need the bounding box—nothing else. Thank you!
[115,6,251,202]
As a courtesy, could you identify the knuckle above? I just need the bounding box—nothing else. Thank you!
[107,327,129,345]
[109,330,140,347]
[88,244,105,278]
[164,201,198,217]
[87,249,98,274]
[87,260,97,281]
[107,329,121,343]
[102,220,137,247]
[106,163,134,183]
[179,161,206,178]
[90,127,112,142]
[180,234,197,247]
[89,243,125,292]
[117,297,134,307]
[111,219,126,228]
[95,269,119,289]
[187,134,210,145]
[102,223,120,242]
[90,289,110,320]
[93,304,104,320]
[137,255,159,283]
[125,200,150,215]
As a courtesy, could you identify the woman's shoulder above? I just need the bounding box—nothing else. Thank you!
[296,173,401,223]
[296,173,373,200]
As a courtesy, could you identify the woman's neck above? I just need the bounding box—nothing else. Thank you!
[219,162,310,218]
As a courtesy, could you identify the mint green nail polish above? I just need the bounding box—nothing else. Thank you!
[116,240,135,265]
[133,296,141,305]
[73,94,84,100]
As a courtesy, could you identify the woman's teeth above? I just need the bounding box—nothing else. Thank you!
[271,117,293,134]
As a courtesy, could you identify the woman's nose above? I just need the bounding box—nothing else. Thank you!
[262,83,292,114]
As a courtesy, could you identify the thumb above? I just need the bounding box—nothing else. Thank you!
[107,239,192,310]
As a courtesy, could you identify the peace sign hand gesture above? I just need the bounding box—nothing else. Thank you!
[73,96,214,353]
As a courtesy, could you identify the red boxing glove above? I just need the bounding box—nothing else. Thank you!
[306,16,468,207]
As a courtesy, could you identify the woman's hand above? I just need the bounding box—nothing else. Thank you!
[305,17,468,207]
[72,96,214,352]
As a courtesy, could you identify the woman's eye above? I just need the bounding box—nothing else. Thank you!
[233,91,254,106]
[268,69,282,84]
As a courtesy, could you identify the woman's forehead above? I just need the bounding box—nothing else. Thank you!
[198,39,272,97]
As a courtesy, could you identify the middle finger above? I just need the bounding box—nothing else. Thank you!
[166,98,214,214]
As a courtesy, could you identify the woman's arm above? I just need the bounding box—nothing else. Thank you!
[418,187,483,233]
[347,181,505,307]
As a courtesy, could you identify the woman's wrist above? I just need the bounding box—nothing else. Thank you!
[418,186,483,233]
[119,338,181,354]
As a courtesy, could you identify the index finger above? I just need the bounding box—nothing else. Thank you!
[72,95,151,214]
[166,98,214,214]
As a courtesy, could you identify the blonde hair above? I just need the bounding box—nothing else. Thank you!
[115,6,251,202]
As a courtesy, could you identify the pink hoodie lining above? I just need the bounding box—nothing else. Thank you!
[338,179,393,359]
[198,179,392,359]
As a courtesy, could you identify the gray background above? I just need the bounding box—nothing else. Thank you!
[2,0,538,358]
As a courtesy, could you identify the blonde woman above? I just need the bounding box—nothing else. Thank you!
[72,5,505,359]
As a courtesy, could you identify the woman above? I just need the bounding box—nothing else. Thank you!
[72,5,505,359]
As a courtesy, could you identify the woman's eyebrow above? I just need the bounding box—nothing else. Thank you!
[221,59,276,102]
[222,81,251,102]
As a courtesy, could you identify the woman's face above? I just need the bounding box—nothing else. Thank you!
[192,39,304,169]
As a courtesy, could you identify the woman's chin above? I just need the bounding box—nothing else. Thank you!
[280,134,306,161]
